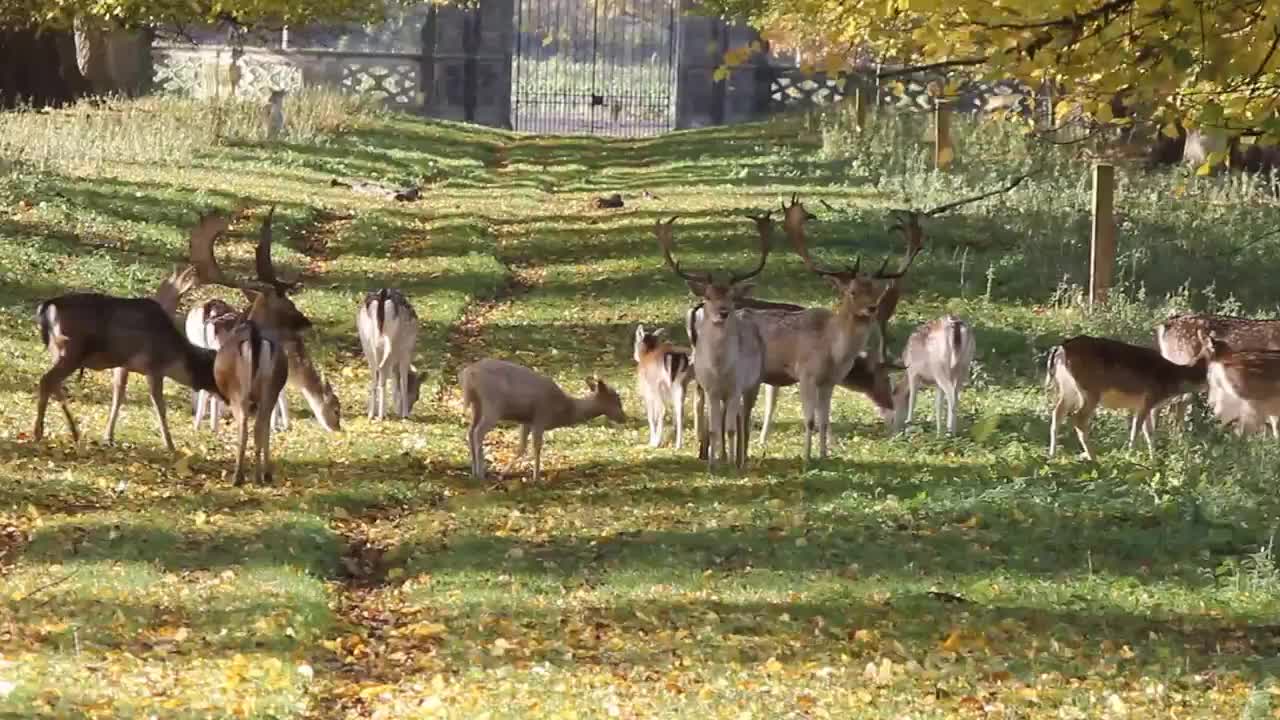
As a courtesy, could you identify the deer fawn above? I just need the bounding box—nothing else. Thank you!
[214,321,289,485]
[893,315,976,435]
[1046,335,1207,460]
[1202,333,1280,437]
[1157,313,1280,430]
[749,195,913,465]
[33,265,219,451]
[460,358,625,482]
[357,288,422,420]
[633,325,692,448]
[656,215,769,470]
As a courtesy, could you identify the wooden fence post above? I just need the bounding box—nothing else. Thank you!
[1089,163,1116,306]
[934,102,954,169]
[853,85,866,132]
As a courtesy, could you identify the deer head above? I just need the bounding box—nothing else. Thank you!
[189,205,311,338]
[586,376,627,422]
[654,215,770,326]
[783,194,914,322]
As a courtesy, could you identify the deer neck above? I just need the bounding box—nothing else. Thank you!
[834,301,873,353]
[547,394,606,431]
[288,349,336,431]
[169,344,220,395]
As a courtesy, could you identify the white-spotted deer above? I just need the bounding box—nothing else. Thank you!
[1157,313,1280,430]
[655,216,769,470]
[749,195,913,465]
[1046,335,1207,460]
[33,264,220,451]
[357,288,421,420]
[215,320,289,485]
[460,358,626,482]
[893,315,976,435]
[1202,333,1280,437]
[633,325,692,448]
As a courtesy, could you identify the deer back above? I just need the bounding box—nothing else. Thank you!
[1159,313,1280,366]
[1057,335,1206,408]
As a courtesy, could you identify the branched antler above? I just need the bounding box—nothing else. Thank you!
[189,207,297,295]
[920,173,1031,217]
[783,193,863,280]
[254,206,299,294]
[655,214,771,287]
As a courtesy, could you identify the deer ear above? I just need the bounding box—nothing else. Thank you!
[635,325,646,343]
[651,327,666,338]
[686,280,708,297]
[731,282,755,299]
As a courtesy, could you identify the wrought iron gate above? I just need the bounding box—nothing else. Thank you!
[511,0,678,136]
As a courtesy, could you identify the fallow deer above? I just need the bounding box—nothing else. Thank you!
[633,325,692,448]
[655,215,769,470]
[263,89,286,140]
[1157,312,1280,430]
[1046,335,1206,460]
[460,358,626,482]
[214,320,289,485]
[33,263,220,451]
[185,298,240,431]
[1202,333,1280,437]
[271,339,343,432]
[893,315,976,435]
[357,288,422,420]
[748,195,913,465]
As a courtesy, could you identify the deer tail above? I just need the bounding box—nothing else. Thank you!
[35,300,53,348]
[375,288,388,335]
[1044,345,1063,390]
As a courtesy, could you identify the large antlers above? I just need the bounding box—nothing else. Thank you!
[189,206,298,295]
[654,214,771,287]
[788,193,917,282]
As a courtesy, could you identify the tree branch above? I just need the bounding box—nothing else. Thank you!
[875,57,989,79]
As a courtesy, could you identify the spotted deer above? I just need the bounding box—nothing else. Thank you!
[893,315,976,435]
[460,358,626,482]
[1046,335,1207,460]
[655,215,769,470]
[1202,333,1280,437]
[357,288,422,420]
[633,325,692,448]
[748,195,913,465]
[1157,313,1280,430]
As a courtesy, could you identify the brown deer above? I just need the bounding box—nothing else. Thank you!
[633,325,692,448]
[893,315,976,435]
[1202,333,1280,437]
[1157,313,1280,430]
[460,358,625,482]
[214,320,289,485]
[33,263,219,450]
[1046,335,1207,460]
[357,288,422,420]
[749,195,913,465]
[273,339,343,433]
[656,215,769,470]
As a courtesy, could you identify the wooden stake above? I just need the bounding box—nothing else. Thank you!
[1089,163,1116,306]
[854,85,866,132]
[934,103,953,169]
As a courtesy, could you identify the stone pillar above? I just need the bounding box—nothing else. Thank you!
[423,0,513,128]
[473,0,513,128]
[675,2,766,129]
[424,3,469,121]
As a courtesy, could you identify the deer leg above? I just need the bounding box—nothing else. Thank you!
[1073,398,1098,461]
[815,384,834,460]
[470,415,498,481]
[672,383,685,450]
[104,367,129,444]
[654,396,666,448]
[233,409,249,486]
[1139,406,1157,456]
[947,385,960,435]
[725,393,743,470]
[798,380,818,467]
[465,408,480,478]
[398,363,411,419]
[255,406,273,484]
[272,392,289,432]
[376,369,388,421]
[706,393,724,471]
[531,429,544,482]
[143,372,176,453]
[695,384,709,461]
[933,384,945,436]
[194,390,207,431]
[35,357,81,443]
[645,396,659,447]
[1049,398,1066,457]
[905,372,920,430]
[739,386,759,469]
[759,384,777,450]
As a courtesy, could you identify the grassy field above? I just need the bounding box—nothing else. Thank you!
[3,94,1280,718]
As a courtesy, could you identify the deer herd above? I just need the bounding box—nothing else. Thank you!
[25,194,1280,484]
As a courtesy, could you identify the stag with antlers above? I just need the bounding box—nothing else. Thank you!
[656,215,769,471]
[748,195,915,465]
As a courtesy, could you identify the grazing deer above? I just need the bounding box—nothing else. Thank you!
[185,298,240,431]
[1202,333,1280,437]
[271,339,343,432]
[656,215,769,470]
[33,266,220,450]
[460,358,626,482]
[633,325,692,448]
[356,288,421,420]
[214,320,289,485]
[748,195,913,465]
[893,315,976,435]
[1046,335,1207,460]
[263,89,287,140]
[1157,313,1280,430]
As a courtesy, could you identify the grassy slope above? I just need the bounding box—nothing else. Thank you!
[2,99,1280,718]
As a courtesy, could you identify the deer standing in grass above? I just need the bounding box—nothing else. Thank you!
[1157,313,1280,431]
[893,315,976,435]
[634,325,692,448]
[1046,335,1207,460]
[460,358,626,482]
[747,196,913,465]
[1201,333,1280,437]
[186,298,240,430]
[32,264,217,450]
[357,288,422,420]
[656,216,769,470]
[214,320,289,484]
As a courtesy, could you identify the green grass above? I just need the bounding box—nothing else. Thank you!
[3,96,1280,718]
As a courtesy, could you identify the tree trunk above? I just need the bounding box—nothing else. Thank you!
[76,19,152,97]
[0,28,91,108]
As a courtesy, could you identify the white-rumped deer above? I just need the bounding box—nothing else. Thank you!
[33,263,221,451]
[357,288,421,420]
[633,325,692,448]
[656,215,769,470]
[460,358,626,482]
[1157,313,1280,430]
[1202,333,1280,437]
[215,320,289,485]
[749,195,913,465]
[1046,335,1207,460]
[893,315,976,435]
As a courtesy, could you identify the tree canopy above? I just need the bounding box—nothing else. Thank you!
[1,0,390,30]
[709,0,1280,154]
